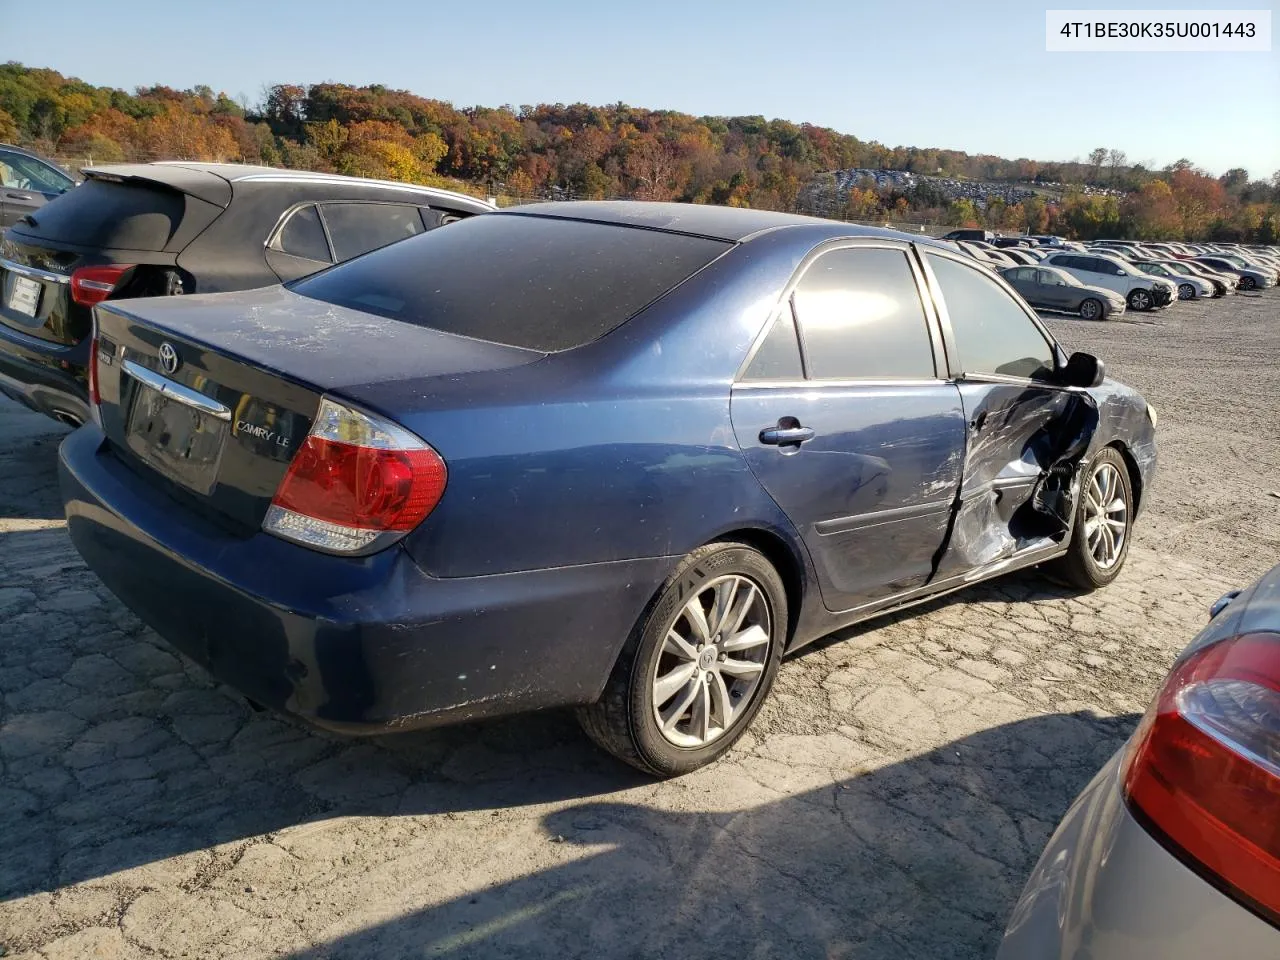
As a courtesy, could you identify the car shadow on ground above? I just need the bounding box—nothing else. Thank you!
[270,712,1137,960]
[797,567,1090,660]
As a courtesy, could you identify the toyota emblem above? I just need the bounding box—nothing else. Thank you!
[158,342,180,375]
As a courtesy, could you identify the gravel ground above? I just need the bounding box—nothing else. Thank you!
[0,290,1276,959]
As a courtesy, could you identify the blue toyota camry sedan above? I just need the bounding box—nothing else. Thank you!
[58,202,1156,776]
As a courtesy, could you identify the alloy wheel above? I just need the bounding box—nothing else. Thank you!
[650,574,772,748]
[1178,283,1195,300]
[1130,290,1152,310]
[1080,299,1101,320]
[1083,462,1128,570]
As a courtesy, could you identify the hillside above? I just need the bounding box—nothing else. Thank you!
[1,63,1276,242]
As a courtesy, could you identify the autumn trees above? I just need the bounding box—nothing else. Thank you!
[2,62,1278,242]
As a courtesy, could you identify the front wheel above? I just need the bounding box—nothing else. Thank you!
[577,542,787,777]
[1177,283,1195,301]
[1127,288,1153,311]
[1078,297,1103,321]
[1048,447,1134,590]
[1240,276,1257,291]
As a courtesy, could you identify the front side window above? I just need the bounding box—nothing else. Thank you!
[320,202,426,262]
[791,246,935,380]
[0,152,74,194]
[926,253,1056,381]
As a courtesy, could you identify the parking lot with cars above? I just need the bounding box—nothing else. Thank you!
[1,276,1275,958]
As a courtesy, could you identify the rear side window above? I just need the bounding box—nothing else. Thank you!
[11,179,214,251]
[927,253,1055,380]
[320,203,426,262]
[742,309,804,380]
[791,247,935,380]
[275,204,331,262]
[291,213,730,352]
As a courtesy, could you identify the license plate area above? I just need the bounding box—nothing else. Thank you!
[5,275,41,317]
[125,382,228,495]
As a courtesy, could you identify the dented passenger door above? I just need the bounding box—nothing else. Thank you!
[919,250,1099,577]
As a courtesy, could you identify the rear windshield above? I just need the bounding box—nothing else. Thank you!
[290,213,731,352]
[16,179,213,251]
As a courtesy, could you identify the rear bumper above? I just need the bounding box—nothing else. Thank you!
[997,752,1277,960]
[59,424,675,733]
[0,322,89,424]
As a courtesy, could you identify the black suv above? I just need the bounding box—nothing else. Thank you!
[940,229,995,243]
[0,163,493,425]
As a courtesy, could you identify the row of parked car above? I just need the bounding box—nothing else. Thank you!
[0,157,1275,957]
[939,228,1279,320]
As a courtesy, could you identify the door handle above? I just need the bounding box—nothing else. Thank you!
[760,425,815,446]
[4,192,32,200]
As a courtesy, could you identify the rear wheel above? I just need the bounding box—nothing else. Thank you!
[1048,447,1133,590]
[1177,283,1196,301]
[1127,288,1153,311]
[1078,298,1103,321]
[577,542,786,776]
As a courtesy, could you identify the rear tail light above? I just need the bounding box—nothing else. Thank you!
[70,264,133,307]
[1123,631,1280,924]
[263,397,446,555]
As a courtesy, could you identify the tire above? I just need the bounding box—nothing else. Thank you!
[1048,447,1134,591]
[1240,276,1257,291]
[1078,298,1103,321]
[1177,283,1195,301]
[1127,288,1153,311]
[577,542,787,777]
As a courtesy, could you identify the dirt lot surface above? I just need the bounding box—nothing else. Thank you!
[1,291,1277,959]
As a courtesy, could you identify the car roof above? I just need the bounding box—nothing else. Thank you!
[0,142,58,162]
[81,161,493,213]
[499,200,919,244]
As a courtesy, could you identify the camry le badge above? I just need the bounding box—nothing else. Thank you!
[158,342,179,375]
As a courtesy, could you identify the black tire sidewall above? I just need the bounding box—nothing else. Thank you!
[626,545,786,777]
[1080,298,1102,320]
[1069,448,1134,587]
[1179,283,1194,300]
[1128,289,1151,311]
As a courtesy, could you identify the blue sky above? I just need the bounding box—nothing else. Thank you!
[3,0,1277,177]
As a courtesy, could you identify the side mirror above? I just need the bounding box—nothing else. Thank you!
[1060,351,1105,388]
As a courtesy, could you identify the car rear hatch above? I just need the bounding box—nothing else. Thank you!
[91,286,543,534]
[0,165,228,346]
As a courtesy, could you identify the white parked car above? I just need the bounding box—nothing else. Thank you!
[1130,260,1215,300]
[1043,252,1177,311]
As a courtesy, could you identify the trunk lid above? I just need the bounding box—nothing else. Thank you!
[93,286,543,533]
[0,232,89,346]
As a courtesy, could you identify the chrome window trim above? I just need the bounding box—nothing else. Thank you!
[0,257,70,285]
[121,359,232,421]
[230,173,489,209]
[733,378,949,390]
